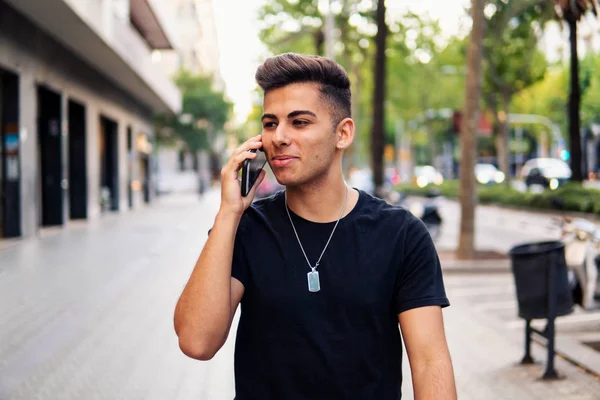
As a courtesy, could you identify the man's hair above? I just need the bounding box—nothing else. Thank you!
[255,53,351,126]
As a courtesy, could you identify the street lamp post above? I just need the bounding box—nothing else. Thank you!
[508,114,563,159]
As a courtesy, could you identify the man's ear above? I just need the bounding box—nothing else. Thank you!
[335,118,355,150]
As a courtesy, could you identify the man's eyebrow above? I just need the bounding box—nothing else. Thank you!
[288,110,317,119]
[261,113,277,121]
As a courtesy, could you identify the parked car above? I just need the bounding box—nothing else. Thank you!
[475,163,505,185]
[413,165,444,188]
[520,158,572,190]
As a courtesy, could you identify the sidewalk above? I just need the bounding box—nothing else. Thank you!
[0,190,598,399]
[421,276,600,400]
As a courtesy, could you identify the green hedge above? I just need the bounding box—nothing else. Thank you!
[394,181,600,215]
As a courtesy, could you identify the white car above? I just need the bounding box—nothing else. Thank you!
[520,158,572,190]
[475,163,505,185]
[414,165,444,188]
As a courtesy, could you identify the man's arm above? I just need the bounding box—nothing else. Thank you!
[399,306,457,400]
[174,211,245,361]
[173,135,265,361]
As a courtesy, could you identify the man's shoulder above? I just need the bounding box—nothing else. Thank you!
[239,190,285,227]
[358,190,416,223]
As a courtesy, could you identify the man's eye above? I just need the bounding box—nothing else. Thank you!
[263,122,276,128]
[293,120,309,126]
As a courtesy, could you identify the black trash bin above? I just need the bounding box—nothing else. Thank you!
[509,241,574,320]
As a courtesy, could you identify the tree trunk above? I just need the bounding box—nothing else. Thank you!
[495,90,511,185]
[371,0,387,197]
[344,65,361,176]
[568,17,583,182]
[315,29,325,56]
[457,0,486,260]
[340,12,357,177]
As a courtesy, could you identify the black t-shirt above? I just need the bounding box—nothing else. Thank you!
[230,189,449,400]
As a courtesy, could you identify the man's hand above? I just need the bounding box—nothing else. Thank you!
[220,135,266,217]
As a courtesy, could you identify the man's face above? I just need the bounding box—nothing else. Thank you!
[261,82,339,187]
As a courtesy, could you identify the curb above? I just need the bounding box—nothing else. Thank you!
[531,331,600,379]
[441,260,511,274]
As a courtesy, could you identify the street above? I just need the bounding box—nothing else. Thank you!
[430,196,563,254]
[1,190,599,399]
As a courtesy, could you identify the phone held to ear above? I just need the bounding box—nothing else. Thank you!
[241,147,267,197]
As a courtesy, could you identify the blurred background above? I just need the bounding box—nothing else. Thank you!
[1,0,600,399]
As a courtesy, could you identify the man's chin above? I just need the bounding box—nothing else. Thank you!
[272,173,297,187]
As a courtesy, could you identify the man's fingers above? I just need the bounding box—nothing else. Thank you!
[232,150,257,168]
[222,135,263,181]
[233,137,262,157]
[222,150,258,180]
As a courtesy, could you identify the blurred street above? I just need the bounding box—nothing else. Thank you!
[1,190,599,399]
[424,196,575,254]
[2,0,600,398]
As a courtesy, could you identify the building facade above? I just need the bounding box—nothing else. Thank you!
[152,0,223,88]
[0,0,181,239]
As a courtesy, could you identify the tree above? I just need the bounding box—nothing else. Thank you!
[457,0,486,260]
[371,0,387,197]
[386,15,467,170]
[483,0,552,183]
[154,71,232,154]
[581,54,600,127]
[554,0,599,182]
[258,0,324,55]
[512,66,569,150]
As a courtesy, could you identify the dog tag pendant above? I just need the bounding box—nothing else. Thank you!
[307,270,320,292]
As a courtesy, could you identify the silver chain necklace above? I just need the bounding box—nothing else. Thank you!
[285,187,349,292]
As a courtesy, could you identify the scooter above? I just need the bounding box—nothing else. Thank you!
[406,189,443,240]
[422,191,443,236]
[553,216,600,309]
[381,185,443,239]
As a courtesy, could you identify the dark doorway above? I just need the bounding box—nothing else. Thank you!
[68,100,87,219]
[99,116,119,212]
[141,155,150,203]
[38,86,63,227]
[127,126,133,209]
[0,69,21,237]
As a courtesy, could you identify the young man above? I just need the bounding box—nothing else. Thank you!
[174,53,456,399]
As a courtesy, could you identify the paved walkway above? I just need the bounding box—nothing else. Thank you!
[0,190,598,399]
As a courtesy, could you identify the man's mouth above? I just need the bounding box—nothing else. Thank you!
[272,155,297,167]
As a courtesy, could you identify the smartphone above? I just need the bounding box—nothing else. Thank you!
[241,147,267,197]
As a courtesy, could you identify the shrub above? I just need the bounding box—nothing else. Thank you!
[395,181,600,215]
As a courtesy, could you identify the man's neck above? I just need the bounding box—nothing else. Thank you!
[285,176,358,223]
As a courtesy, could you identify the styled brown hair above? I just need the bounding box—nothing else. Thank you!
[255,53,352,126]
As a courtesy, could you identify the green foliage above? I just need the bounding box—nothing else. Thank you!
[512,65,569,136]
[580,54,600,126]
[176,71,231,130]
[258,0,375,58]
[388,14,467,121]
[395,180,600,214]
[483,1,553,110]
[155,71,232,152]
[258,0,323,55]
[513,52,600,139]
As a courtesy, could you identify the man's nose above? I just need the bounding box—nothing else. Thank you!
[272,124,291,147]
